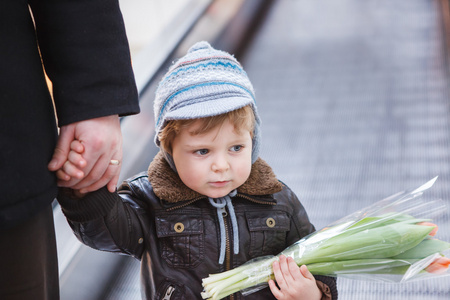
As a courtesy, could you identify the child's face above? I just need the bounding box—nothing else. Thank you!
[171,118,253,198]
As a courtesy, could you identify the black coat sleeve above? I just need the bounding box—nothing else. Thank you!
[28,0,140,125]
[57,186,146,260]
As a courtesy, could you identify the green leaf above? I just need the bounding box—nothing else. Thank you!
[392,238,450,259]
[307,258,420,276]
[290,223,434,264]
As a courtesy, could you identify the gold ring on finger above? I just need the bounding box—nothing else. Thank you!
[110,159,120,165]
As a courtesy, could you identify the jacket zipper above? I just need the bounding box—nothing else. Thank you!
[162,285,175,300]
[236,193,276,206]
[166,194,274,211]
[165,196,205,211]
[165,193,272,300]
[221,209,235,300]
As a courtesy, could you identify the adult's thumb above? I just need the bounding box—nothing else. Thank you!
[48,125,75,171]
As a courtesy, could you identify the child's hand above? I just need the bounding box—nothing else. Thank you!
[56,140,86,183]
[269,255,322,300]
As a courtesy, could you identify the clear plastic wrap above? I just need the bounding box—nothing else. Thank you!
[201,177,450,300]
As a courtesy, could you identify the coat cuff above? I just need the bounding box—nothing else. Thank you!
[57,187,117,222]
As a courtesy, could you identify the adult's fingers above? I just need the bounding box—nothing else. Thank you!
[48,124,75,171]
[75,153,122,193]
[107,171,120,193]
[59,115,122,190]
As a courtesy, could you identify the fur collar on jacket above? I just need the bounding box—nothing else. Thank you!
[147,151,283,203]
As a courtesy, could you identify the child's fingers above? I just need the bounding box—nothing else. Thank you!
[275,255,290,289]
[55,150,86,183]
[299,265,315,280]
[73,189,86,198]
[271,256,313,300]
[268,279,283,299]
[271,257,322,300]
[68,149,87,169]
[56,169,71,181]
[70,140,85,153]
[60,160,84,179]
[287,256,302,278]
[279,255,295,283]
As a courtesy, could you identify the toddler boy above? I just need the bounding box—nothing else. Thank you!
[57,41,337,299]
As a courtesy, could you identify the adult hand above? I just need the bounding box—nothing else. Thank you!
[48,115,122,193]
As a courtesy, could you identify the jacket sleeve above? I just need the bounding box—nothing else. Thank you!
[278,183,339,299]
[57,185,146,260]
[28,0,140,126]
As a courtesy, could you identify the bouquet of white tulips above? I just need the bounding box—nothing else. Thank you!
[201,177,450,300]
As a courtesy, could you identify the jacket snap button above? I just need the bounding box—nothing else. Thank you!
[266,217,276,228]
[138,238,144,244]
[174,222,184,233]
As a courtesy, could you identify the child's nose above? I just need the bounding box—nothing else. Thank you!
[211,154,229,172]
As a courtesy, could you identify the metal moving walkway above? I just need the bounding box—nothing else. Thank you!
[240,1,450,299]
[55,0,450,299]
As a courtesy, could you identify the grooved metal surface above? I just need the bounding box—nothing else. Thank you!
[87,1,450,299]
[100,258,141,300]
[241,0,450,299]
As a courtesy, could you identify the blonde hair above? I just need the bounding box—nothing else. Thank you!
[158,105,255,154]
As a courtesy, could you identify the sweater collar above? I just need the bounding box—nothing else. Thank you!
[147,151,283,203]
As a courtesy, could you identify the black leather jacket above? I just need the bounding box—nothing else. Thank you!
[58,153,337,299]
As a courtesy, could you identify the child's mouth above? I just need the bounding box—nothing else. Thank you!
[209,181,230,188]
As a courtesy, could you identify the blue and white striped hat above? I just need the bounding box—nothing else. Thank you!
[154,41,261,170]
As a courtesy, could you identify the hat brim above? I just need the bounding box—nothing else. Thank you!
[164,96,255,122]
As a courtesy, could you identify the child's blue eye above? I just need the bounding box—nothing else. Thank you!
[195,149,209,155]
[231,145,243,152]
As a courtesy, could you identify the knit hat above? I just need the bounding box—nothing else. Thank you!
[154,41,261,171]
